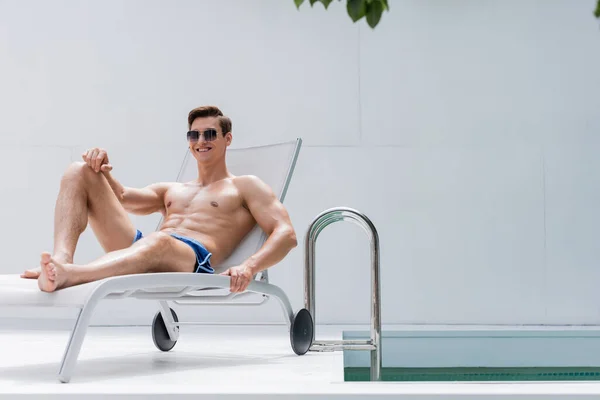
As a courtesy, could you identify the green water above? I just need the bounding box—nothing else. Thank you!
[345,367,600,382]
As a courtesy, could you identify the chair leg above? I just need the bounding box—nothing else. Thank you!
[58,305,95,383]
[158,300,179,341]
[250,281,295,330]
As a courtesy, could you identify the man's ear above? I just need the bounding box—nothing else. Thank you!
[225,132,232,147]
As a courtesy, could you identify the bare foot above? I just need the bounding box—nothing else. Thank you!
[21,254,71,279]
[37,252,68,292]
[20,268,41,279]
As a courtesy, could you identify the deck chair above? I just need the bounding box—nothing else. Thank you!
[0,138,314,383]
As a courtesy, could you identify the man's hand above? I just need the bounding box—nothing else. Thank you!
[82,147,113,173]
[219,265,254,293]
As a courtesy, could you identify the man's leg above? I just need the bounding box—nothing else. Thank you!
[22,162,138,278]
[38,232,198,292]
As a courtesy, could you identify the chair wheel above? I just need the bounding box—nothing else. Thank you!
[152,308,179,352]
[290,308,314,355]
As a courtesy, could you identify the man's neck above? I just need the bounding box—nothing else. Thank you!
[195,161,231,186]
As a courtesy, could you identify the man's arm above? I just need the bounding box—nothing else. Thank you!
[82,147,169,216]
[234,175,298,275]
[102,170,170,216]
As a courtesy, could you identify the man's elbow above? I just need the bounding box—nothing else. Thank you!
[285,227,298,250]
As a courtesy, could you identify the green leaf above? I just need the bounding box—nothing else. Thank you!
[320,0,334,9]
[347,0,367,22]
[381,0,389,11]
[294,0,304,9]
[366,0,384,28]
[595,0,600,18]
[309,0,318,6]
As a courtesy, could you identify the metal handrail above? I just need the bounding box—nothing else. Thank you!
[304,207,382,381]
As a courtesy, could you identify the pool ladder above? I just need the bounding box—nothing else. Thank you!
[305,207,382,381]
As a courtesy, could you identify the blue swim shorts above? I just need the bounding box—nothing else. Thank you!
[133,230,214,274]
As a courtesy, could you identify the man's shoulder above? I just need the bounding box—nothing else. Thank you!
[231,175,271,195]
[232,174,262,185]
[150,181,178,190]
[145,181,180,197]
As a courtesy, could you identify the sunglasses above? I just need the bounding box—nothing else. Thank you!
[187,128,218,142]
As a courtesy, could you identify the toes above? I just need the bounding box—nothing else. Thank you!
[46,264,56,280]
[41,252,52,264]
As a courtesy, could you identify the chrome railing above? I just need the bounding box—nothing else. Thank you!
[304,207,382,381]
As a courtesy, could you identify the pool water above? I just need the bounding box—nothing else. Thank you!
[342,328,600,382]
[345,366,600,381]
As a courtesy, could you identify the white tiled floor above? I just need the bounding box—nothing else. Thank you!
[1,324,600,399]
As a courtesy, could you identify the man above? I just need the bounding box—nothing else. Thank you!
[21,106,298,293]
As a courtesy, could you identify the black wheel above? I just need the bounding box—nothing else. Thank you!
[152,308,179,352]
[290,308,314,355]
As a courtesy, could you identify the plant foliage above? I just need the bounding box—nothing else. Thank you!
[295,0,389,29]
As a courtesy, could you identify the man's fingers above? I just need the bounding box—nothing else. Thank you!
[234,275,248,293]
[94,152,101,172]
[100,164,112,172]
[87,149,97,169]
[234,274,245,292]
[94,150,105,172]
[81,148,110,172]
[222,269,250,292]
[231,274,239,292]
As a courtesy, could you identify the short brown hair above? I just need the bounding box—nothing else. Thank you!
[187,105,232,134]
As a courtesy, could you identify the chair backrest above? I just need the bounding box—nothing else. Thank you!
[165,138,302,275]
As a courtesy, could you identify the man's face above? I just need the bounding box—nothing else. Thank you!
[187,116,231,162]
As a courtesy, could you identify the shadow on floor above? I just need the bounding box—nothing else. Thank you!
[0,351,276,384]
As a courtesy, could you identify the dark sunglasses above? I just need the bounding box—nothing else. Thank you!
[187,128,218,142]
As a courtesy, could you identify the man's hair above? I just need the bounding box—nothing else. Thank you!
[187,105,232,135]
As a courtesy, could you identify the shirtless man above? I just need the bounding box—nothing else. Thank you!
[20,105,298,293]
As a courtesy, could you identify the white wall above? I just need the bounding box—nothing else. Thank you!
[0,0,599,327]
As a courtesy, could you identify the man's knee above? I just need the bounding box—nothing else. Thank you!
[63,161,85,179]
[63,162,100,184]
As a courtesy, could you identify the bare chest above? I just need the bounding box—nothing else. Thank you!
[164,182,244,215]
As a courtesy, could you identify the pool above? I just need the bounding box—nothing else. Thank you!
[343,327,600,382]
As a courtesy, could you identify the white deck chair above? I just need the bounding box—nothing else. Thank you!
[0,138,314,383]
